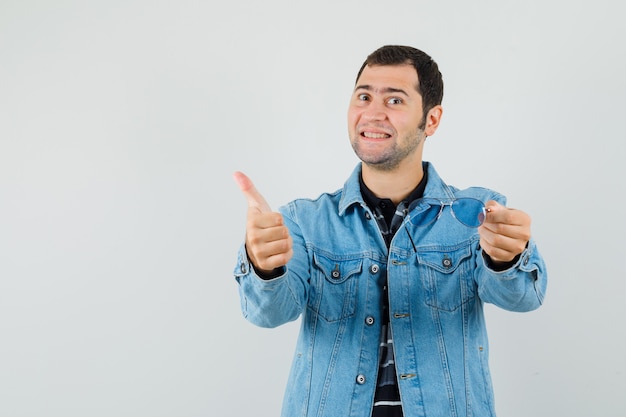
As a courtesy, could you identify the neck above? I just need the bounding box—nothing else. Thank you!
[361,160,424,205]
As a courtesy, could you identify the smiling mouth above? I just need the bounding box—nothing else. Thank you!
[361,131,391,139]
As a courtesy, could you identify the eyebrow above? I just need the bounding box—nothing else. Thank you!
[354,84,410,97]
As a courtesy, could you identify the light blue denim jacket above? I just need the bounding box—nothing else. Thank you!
[234,162,547,417]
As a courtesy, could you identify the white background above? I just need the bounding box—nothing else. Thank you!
[1,1,625,416]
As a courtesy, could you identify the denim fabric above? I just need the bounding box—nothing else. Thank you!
[234,162,548,417]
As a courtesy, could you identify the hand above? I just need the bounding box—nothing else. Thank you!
[478,200,531,264]
[233,171,293,274]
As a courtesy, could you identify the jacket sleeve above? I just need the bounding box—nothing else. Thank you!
[475,237,548,312]
[233,203,310,328]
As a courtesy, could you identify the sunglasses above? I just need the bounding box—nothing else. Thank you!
[407,198,487,228]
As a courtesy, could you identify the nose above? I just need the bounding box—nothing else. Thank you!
[362,100,387,121]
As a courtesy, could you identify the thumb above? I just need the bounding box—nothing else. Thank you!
[233,171,272,213]
[484,200,503,212]
[483,200,507,223]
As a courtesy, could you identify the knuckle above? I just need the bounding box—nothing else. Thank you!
[494,223,508,234]
[490,234,505,247]
[246,232,262,246]
[271,213,284,225]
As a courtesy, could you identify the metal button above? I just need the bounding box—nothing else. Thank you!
[442,257,452,268]
[365,212,371,220]
[365,316,375,325]
[356,374,366,385]
[523,257,529,265]
[369,264,379,274]
[240,263,248,274]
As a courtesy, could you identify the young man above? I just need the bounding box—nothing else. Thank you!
[233,45,547,417]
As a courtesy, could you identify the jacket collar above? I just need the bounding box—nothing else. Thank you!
[338,161,456,216]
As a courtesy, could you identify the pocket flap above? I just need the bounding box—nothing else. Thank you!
[417,245,472,273]
[313,253,363,284]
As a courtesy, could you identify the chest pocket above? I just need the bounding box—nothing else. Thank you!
[417,244,476,312]
[309,253,362,322]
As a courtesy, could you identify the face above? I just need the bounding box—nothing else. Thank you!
[348,64,431,172]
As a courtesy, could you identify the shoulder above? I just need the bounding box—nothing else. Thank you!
[451,186,507,205]
[279,188,344,215]
[424,162,507,205]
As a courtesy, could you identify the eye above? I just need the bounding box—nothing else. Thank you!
[387,97,402,105]
[357,93,370,101]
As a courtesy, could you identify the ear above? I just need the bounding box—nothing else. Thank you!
[424,105,443,137]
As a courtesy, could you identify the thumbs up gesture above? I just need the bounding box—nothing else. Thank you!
[233,171,293,275]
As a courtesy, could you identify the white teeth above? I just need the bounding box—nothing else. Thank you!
[363,132,389,139]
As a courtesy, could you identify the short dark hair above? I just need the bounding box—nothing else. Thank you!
[356,45,444,121]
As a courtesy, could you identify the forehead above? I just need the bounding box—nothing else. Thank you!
[355,64,420,93]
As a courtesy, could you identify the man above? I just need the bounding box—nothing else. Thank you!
[233,45,547,417]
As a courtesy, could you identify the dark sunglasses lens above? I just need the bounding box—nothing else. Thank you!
[408,201,440,226]
[452,199,486,227]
